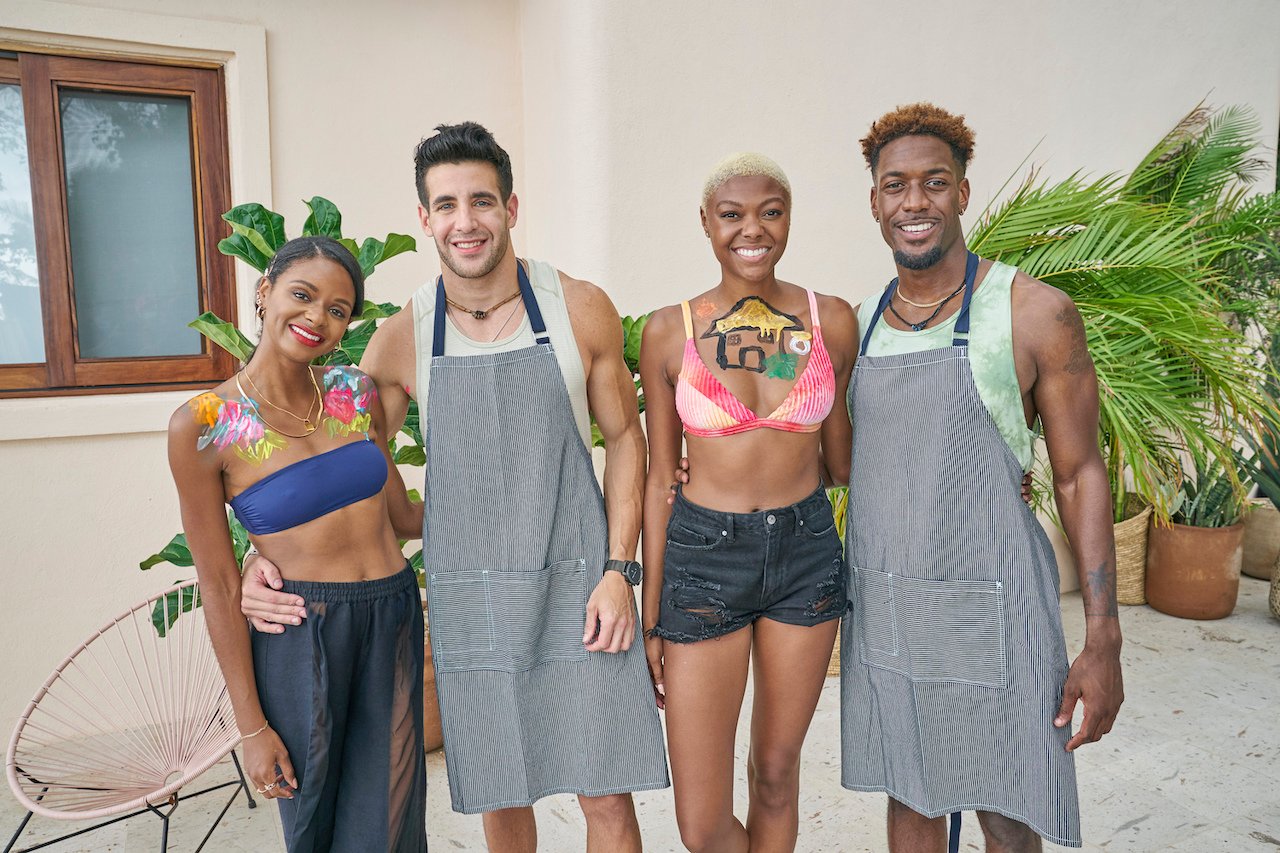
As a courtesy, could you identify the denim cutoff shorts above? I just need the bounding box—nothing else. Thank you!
[651,485,848,643]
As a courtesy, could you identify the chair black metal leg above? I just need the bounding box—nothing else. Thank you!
[159,813,169,853]
[229,748,257,809]
[3,810,34,853]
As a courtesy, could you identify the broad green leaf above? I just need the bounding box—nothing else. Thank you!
[379,233,416,264]
[217,233,270,273]
[229,510,251,565]
[401,401,423,446]
[222,203,286,257]
[338,318,377,364]
[359,300,400,320]
[190,312,255,363]
[394,444,426,466]
[139,534,192,570]
[405,488,422,503]
[151,584,202,638]
[302,196,342,239]
[357,237,385,278]
[337,237,360,260]
[621,313,649,374]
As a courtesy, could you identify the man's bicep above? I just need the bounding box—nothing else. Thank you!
[1034,300,1103,479]
[361,308,415,432]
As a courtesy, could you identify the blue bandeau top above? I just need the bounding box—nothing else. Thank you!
[229,440,388,535]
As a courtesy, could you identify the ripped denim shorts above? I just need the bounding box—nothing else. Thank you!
[651,484,849,644]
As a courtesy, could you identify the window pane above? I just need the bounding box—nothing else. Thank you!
[60,89,202,359]
[0,83,44,364]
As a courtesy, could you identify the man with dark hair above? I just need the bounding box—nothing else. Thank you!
[242,122,669,852]
[840,103,1123,852]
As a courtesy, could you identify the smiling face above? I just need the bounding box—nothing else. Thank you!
[870,134,970,271]
[256,256,356,359]
[702,174,790,282]
[417,160,518,279]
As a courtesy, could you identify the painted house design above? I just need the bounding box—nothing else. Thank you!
[701,296,803,372]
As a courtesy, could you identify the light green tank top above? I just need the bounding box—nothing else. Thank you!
[857,261,1036,471]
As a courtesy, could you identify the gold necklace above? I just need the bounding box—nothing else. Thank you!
[239,366,322,436]
[444,289,521,320]
[895,269,969,308]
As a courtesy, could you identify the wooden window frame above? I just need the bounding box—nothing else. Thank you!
[0,51,236,397]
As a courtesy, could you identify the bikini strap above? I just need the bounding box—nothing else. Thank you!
[806,289,820,327]
[680,301,694,339]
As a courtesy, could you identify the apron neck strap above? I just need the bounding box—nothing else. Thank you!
[858,251,981,356]
[432,260,550,357]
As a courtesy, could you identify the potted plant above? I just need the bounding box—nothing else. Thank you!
[1145,456,1248,619]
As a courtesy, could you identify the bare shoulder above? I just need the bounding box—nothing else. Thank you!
[641,304,684,346]
[559,270,618,319]
[362,299,416,382]
[814,291,857,330]
[167,387,227,468]
[559,270,624,359]
[1010,269,1089,368]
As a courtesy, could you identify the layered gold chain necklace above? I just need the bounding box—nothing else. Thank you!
[236,365,323,437]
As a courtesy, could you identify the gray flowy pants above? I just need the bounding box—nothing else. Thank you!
[251,565,427,852]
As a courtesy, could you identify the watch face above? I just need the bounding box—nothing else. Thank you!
[608,559,642,585]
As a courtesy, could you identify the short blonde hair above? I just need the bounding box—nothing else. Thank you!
[701,152,792,210]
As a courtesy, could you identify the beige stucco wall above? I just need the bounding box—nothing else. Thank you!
[1,0,1278,726]
[0,0,524,727]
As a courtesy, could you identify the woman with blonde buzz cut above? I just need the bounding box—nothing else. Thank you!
[639,152,859,852]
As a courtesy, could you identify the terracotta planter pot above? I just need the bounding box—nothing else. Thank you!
[421,610,444,752]
[1242,499,1280,581]
[1145,520,1244,620]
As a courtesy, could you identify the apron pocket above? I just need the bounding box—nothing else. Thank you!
[852,567,1008,689]
[429,561,590,673]
[852,566,903,667]
[490,558,589,671]
[428,570,497,673]
[895,575,1008,689]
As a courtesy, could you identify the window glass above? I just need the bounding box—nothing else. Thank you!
[60,89,201,359]
[0,83,44,364]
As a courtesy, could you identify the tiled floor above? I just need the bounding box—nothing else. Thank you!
[4,578,1277,852]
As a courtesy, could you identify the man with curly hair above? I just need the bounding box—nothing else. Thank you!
[839,103,1123,852]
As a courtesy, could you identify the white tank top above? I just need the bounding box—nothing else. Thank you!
[411,259,592,448]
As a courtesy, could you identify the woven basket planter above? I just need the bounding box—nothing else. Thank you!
[827,627,842,678]
[1270,561,1280,620]
[1242,499,1280,581]
[1115,505,1153,605]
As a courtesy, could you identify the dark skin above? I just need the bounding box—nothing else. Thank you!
[641,174,858,853]
[166,256,418,805]
[869,133,1123,852]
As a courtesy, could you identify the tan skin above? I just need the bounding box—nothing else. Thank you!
[238,161,648,853]
[639,174,858,853]
[167,255,420,805]
[867,134,1124,853]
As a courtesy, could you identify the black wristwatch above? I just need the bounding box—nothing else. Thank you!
[604,559,643,585]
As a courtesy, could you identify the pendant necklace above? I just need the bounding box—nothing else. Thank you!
[444,289,521,320]
[889,278,967,331]
[238,367,322,437]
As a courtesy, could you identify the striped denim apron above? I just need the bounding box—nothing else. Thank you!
[420,264,669,814]
[840,252,1082,848]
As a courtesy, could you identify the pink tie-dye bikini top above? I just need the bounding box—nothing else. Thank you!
[675,289,835,438]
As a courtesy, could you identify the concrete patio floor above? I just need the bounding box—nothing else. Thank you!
[4,577,1277,852]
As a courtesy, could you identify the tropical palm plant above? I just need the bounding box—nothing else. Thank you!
[969,103,1279,522]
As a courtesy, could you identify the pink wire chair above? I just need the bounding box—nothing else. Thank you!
[5,580,255,852]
